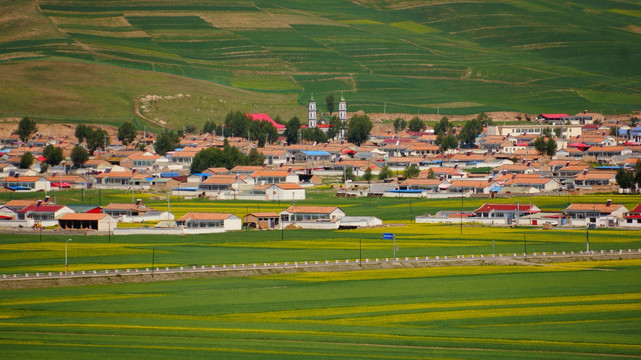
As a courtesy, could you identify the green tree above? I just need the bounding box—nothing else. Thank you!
[634,159,641,189]
[75,124,91,143]
[344,167,356,181]
[190,142,264,173]
[42,145,64,166]
[458,119,483,146]
[248,147,265,166]
[203,120,217,134]
[117,122,137,146]
[224,111,251,138]
[249,120,278,147]
[403,164,420,179]
[17,117,37,144]
[393,118,407,132]
[378,164,392,180]
[184,124,197,134]
[434,116,451,135]
[362,167,373,182]
[616,168,635,189]
[327,115,341,140]
[426,168,435,179]
[70,145,89,167]
[546,137,557,157]
[534,136,547,155]
[408,117,425,132]
[325,93,335,115]
[154,133,175,156]
[542,127,553,138]
[285,116,301,145]
[86,128,110,155]
[436,133,458,153]
[554,127,563,138]
[302,127,328,144]
[20,151,34,169]
[346,114,373,146]
[475,112,493,125]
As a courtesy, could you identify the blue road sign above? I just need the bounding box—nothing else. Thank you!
[382,233,394,240]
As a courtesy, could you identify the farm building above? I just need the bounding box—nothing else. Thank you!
[176,212,242,232]
[280,206,345,229]
[622,205,641,228]
[58,213,117,232]
[243,212,280,229]
[0,175,50,191]
[563,200,628,227]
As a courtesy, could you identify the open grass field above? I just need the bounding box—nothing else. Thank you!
[1,0,640,128]
[1,258,641,359]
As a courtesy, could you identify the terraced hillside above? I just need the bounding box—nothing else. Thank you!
[1,0,640,128]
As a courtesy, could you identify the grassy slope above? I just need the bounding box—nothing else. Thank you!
[0,260,640,359]
[1,0,640,128]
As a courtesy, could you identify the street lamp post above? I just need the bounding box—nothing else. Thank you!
[586,223,590,252]
[65,238,72,274]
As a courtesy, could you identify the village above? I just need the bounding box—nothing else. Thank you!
[0,97,640,234]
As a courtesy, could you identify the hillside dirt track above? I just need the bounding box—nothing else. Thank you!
[1,252,639,290]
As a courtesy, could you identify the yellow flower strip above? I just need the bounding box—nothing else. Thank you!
[259,265,576,282]
[0,321,639,354]
[0,293,162,306]
[215,292,641,325]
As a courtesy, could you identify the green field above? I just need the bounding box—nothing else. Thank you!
[1,0,640,128]
[1,259,641,359]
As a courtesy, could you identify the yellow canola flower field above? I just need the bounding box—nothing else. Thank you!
[216,292,641,326]
[0,242,149,261]
[258,264,578,282]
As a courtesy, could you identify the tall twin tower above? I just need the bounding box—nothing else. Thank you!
[307,94,347,138]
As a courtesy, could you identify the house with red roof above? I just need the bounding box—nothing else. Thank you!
[622,205,641,228]
[246,113,286,133]
[538,113,570,122]
[472,203,540,224]
[17,204,74,226]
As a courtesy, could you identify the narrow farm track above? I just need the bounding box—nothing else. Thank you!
[2,250,639,290]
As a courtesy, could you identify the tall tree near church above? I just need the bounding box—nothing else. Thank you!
[325,93,335,115]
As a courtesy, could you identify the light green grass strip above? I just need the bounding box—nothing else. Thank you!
[390,21,439,34]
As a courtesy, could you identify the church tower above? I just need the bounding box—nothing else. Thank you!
[308,93,317,128]
[338,93,347,139]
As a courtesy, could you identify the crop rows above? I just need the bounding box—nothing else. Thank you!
[1,259,640,359]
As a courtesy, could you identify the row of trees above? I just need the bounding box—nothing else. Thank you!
[190,140,264,173]
[392,114,492,153]
[616,160,641,190]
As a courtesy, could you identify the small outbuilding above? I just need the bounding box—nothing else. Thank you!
[243,212,280,229]
[58,213,117,232]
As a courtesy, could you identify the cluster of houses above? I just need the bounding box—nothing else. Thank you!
[0,196,381,234]
[417,200,641,229]
[0,106,640,232]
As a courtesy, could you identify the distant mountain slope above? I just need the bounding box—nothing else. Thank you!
[0,0,640,127]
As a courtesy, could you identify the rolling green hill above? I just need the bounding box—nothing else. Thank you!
[1,0,640,129]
